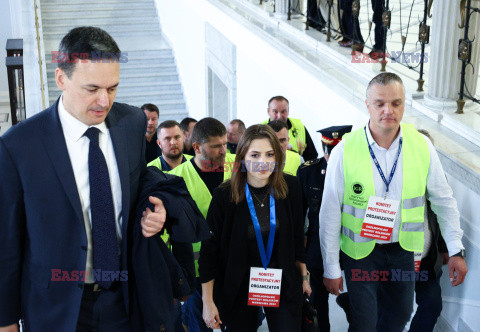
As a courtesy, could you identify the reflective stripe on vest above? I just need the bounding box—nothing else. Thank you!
[167,154,235,275]
[341,123,430,260]
[261,118,306,154]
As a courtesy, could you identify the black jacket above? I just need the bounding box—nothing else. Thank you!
[131,167,211,331]
[199,174,305,325]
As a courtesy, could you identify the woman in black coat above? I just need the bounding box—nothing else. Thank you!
[199,124,311,331]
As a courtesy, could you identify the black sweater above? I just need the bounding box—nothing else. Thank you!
[199,174,305,322]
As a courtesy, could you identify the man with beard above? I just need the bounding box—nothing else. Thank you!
[180,117,198,156]
[261,96,318,161]
[168,117,235,332]
[141,103,161,163]
[148,120,193,171]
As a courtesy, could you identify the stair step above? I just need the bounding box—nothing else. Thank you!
[43,30,162,41]
[41,2,155,11]
[41,0,151,3]
[116,90,184,99]
[43,24,159,35]
[46,61,177,72]
[119,72,179,81]
[41,8,155,17]
[41,16,158,27]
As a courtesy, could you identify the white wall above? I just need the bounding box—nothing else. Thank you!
[155,0,480,329]
[439,171,480,331]
[155,0,368,151]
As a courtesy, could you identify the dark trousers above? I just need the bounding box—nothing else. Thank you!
[307,0,326,27]
[371,0,386,51]
[409,270,443,332]
[342,244,415,332]
[308,265,330,331]
[225,303,301,332]
[224,278,302,332]
[340,0,364,43]
[76,283,130,331]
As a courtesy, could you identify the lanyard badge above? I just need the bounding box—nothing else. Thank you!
[245,183,282,307]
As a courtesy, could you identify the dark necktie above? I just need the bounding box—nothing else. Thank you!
[84,127,120,289]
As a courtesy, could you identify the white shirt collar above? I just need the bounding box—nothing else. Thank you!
[58,95,109,142]
[365,121,403,151]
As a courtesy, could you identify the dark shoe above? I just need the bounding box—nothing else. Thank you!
[336,292,351,324]
[339,39,353,47]
[352,43,364,53]
[369,50,389,60]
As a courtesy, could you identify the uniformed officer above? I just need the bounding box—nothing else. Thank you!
[297,125,352,331]
[148,120,193,171]
[261,96,318,161]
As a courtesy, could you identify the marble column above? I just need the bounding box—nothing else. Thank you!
[274,0,300,19]
[425,0,480,111]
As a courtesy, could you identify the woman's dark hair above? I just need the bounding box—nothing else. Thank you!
[228,124,287,204]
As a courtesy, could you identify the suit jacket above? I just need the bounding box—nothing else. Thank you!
[131,168,211,331]
[0,98,153,330]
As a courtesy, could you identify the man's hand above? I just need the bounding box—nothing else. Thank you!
[141,196,166,237]
[449,256,467,287]
[0,323,18,332]
[323,276,344,296]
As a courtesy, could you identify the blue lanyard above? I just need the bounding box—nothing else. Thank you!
[364,127,403,198]
[245,183,276,270]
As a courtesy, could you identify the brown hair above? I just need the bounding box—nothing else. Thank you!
[228,124,288,204]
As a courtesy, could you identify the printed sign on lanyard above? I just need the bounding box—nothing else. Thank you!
[245,183,282,307]
[248,267,282,307]
[414,252,422,272]
[361,196,400,241]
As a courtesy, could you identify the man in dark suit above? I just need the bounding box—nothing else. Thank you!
[0,27,166,331]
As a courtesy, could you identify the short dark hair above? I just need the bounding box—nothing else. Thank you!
[268,96,289,108]
[191,117,226,145]
[141,103,159,116]
[179,117,198,131]
[229,119,246,133]
[57,26,121,77]
[366,72,405,99]
[267,120,288,133]
[157,120,181,136]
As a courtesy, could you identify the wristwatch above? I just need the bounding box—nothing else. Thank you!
[452,249,466,259]
[302,271,310,282]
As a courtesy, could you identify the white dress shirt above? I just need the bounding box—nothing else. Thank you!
[58,96,123,283]
[319,124,464,279]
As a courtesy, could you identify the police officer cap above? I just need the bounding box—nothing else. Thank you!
[317,125,353,155]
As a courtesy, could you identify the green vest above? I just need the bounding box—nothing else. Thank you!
[284,150,301,176]
[148,154,193,247]
[167,153,236,275]
[261,118,306,154]
[147,154,193,171]
[341,123,430,260]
